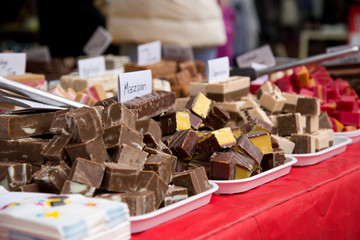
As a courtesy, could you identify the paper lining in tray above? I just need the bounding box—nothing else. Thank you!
[334,129,360,144]
[209,156,297,194]
[289,136,352,167]
[130,182,218,234]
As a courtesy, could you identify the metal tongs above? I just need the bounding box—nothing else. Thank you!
[0,76,86,109]
[230,45,360,80]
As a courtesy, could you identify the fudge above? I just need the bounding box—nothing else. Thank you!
[68,158,105,188]
[168,129,199,158]
[186,92,212,119]
[41,135,72,162]
[65,137,108,164]
[290,134,316,154]
[61,180,96,197]
[198,127,236,156]
[209,152,235,180]
[162,185,188,207]
[102,102,136,129]
[144,153,174,184]
[0,162,32,190]
[276,113,303,136]
[206,76,250,102]
[236,134,264,165]
[102,162,139,192]
[110,144,147,170]
[203,102,230,130]
[33,162,71,193]
[246,131,273,155]
[160,111,191,135]
[136,119,162,146]
[296,96,320,116]
[103,123,144,152]
[172,167,210,196]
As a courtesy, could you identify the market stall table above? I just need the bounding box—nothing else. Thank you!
[132,141,360,239]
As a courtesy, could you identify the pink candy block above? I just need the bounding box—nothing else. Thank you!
[274,75,293,92]
[250,82,263,94]
[334,78,351,95]
[312,85,327,103]
[326,86,340,100]
[336,95,359,112]
[298,88,314,97]
[336,111,360,127]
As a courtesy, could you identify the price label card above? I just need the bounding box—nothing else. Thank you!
[162,44,194,60]
[26,46,51,63]
[118,69,152,102]
[83,26,113,56]
[325,45,360,65]
[208,57,230,83]
[138,41,161,66]
[0,53,26,76]
[236,45,276,68]
[78,56,105,78]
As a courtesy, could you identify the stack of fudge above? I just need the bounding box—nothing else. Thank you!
[0,91,213,217]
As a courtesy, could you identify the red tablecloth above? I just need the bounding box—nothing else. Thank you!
[132,141,360,240]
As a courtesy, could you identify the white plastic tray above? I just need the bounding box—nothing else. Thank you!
[334,129,360,144]
[290,136,352,167]
[130,182,218,234]
[209,156,297,194]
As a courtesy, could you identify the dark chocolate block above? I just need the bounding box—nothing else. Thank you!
[185,92,212,119]
[0,111,55,139]
[102,162,139,192]
[261,148,286,171]
[110,191,156,216]
[103,123,144,152]
[61,180,96,197]
[160,111,191,136]
[65,137,108,164]
[69,158,105,188]
[102,102,135,129]
[203,102,230,130]
[49,109,73,135]
[236,134,264,165]
[209,152,234,180]
[136,119,162,146]
[0,138,49,166]
[41,135,72,162]
[95,96,118,108]
[123,91,176,120]
[172,167,210,197]
[109,144,147,170]
[14,183,41,192]
[136,170,168,209]
[184,108,202,130]
[161,185,188,207]
[290,134,315,154]
[168,129,199,158]
[277,113,302,136]
[0,162,32,190]
[33,162,70,193]
[295,96,320,116]
[229,149,257,178]
[144,153,174,184]
[198,128,236,156]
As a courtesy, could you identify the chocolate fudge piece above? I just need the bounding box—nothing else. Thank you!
[65,137,108,164]
[290,134,316,154]
[203,102,230,130]
[61,180,96,197]
[228,149,257,179]
[103,123,144,152]
[33,162,71,193]
[136,119,162,146]
[41,135,72,162]
[95,96,118,108]
[168,129,199,158]
[198,127,236,156]
[186,92,211,119]
[109,144,147,170]
[14,183,41,192]
[0,138,49,166]
[136,171,168,209]
[319,112,333,129]
[49,108,73,135]
[0,111,55,139]
[144,154,174,184]
[209,152,235,180]
[161,185,188,207]
[241,117,273,134]
[236,134,264,165]
[102,162,139,192]
[295,96,320,116]
[102,102,135,129]
[0,162,32,190]
[261,148,286,171]
[65,107,103,143]
[69,158,105,188]
[184,108,202,130]
[172,167,210,197]
[276,113,303,136]
[123,91,176,120]
[160,111,191,135]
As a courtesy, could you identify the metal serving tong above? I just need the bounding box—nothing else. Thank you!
[0,76,86,109]
[230,45,360,80]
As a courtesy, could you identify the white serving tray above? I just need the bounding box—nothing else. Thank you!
[209,156,297,195]
[289,136,352,167]
[334,129,360,144]
[130,182,218,234]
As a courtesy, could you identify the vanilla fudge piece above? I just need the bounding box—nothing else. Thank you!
[102,163,139,192]
[65,137,108,163]
[198,127,236,156]
[172,167,210,197]
[152,78,171,92]
[305,115,319,133]
[168,129,199,158]
[319,112,333,129]
[290,134,316,154]
[160,111,191,135]
[276,113,303,136]
[318,128,334,147]
[218,101,245,122]
[239,107,274,127]
[60,72,118,92]
[312,131,329,152]
[296,96,320,116]
[206,76,250,101]
[0,162,32,191]
[189,82,207,96]
[68,158,105,188]
[33,162,71,193]
[61,180,96,197]
[271,135,295,154]
[103,123,144,152]
[102,102,135,129]
[282,92,298,113]
[136,119,162,146]
[0,111,55,139]
[186,92,212,119]
[65,107,103,143]
[239,97,259,110]
[144,153,174,184]
[110,144,147,171]
[162,185,188,207]
[41,134,72,162]
[259,91,286,113]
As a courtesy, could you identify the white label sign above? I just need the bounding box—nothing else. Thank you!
[325,45,360,65]
[78,56,105,78]
[26,46,51,63]
[0,53,26,76]
[236,45,276,68]
[83,26,113,56]
[118,69,152,102]
[138,41,161,66]
[162,45,194,60]
[208,57,230,83]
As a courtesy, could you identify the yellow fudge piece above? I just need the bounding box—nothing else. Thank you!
[188,92,212,119]
[176,111,191,131]
[247,131,273,154]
